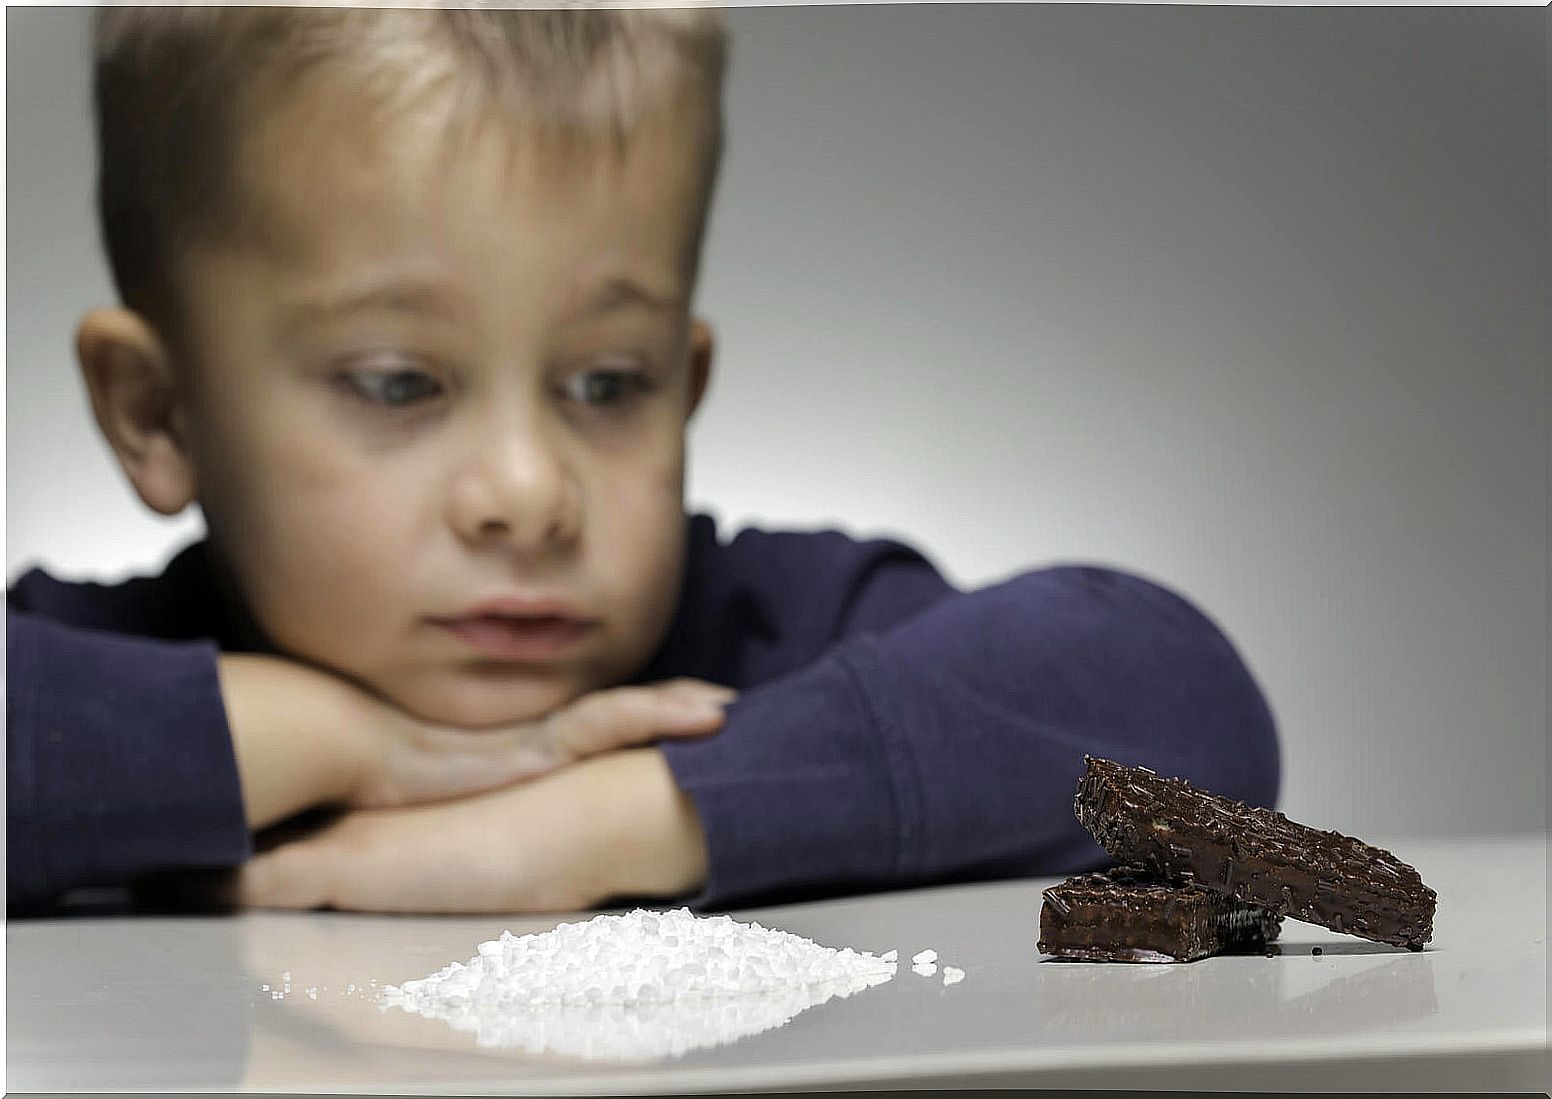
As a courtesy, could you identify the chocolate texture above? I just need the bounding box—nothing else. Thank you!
[1073,756,1436,950]
[1038,866,1283,963]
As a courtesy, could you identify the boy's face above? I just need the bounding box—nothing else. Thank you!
[174,90,714,728]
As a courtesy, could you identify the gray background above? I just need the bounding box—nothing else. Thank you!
[7,6,1546,837]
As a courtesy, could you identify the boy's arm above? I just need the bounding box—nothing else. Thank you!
[660,565,1281,909]
[5,611,385,910]
[6,609,253,911]
[234,747,705,913]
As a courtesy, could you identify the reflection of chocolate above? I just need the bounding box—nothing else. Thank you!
[1038,867,1281,962]
[1035,952,1438,1041]
[1074,757,1436,950]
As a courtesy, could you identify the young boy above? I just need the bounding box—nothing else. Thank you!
[7,6,1278,916]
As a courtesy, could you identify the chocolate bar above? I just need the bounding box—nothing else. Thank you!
[1074,756,1436,950]
[1038,867,1282,962]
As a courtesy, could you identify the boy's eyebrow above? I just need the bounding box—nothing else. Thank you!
[278,276,683,331]
[278,282,461,331]
[579,277,685,317]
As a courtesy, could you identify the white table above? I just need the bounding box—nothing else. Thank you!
[8,835,1547,1092]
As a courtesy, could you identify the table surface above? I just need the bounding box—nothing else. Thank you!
[8,835,1548,1093]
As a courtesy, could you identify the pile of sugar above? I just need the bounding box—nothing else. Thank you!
[384,908,897,1011]
[374,908,981,1058]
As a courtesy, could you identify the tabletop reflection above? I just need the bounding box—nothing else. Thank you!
[381,968,895,1060]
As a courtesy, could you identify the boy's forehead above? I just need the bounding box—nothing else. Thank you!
[247,75,703,205]
[227,90,706,315]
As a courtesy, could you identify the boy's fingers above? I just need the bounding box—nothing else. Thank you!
[394,673,738,785]
[238,841,333,911]
[387,679,739,800]
[652,677,738,707]
[239,818,410,910]
[548,681,735,760]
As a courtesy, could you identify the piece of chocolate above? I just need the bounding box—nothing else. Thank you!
[1038,867,1282,962]
[1073,756,1436,950]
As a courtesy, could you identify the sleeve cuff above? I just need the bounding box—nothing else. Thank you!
[660,639,911,910]
[8,612,253,907]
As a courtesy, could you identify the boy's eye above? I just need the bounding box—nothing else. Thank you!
[343,368,444,408]
[563,367,653,408]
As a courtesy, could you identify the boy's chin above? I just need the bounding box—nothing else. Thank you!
[384,673,584,730]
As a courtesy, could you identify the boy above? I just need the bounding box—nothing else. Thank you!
[7,6,1278,916]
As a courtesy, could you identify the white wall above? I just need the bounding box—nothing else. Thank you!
[7,6,1546,837]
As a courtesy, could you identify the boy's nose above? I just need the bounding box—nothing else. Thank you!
[447,418,582,557]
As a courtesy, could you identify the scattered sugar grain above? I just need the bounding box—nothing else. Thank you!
[911,962,938,978]
[911,949,937,965]
[942,966,965,986]
[880,950,898,962]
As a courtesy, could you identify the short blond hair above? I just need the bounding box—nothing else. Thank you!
[92,4,728,344]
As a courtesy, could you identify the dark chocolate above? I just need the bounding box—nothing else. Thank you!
[1073,756,1436,950]
[1038,866,1283,963]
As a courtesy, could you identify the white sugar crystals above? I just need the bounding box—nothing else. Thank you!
[381,908,899,1059]
[386,908,897,1008]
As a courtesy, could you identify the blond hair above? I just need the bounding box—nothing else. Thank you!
[92,4,728,343]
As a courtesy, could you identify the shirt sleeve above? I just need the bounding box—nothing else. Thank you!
[6,608,252,913]
[660,565,1280,910]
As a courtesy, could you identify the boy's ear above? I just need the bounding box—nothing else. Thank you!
[76,307,198,516]
[686,318,714,420]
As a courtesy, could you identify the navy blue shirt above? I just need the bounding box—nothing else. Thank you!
[7,512,1279,913]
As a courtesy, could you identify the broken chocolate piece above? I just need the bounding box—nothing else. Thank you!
[1038,866,1282,963]
[1073,756,1436,950]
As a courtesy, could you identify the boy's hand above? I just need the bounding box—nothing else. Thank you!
[219,653,734,831]
[347,675,735,810]
[236,748,706,913]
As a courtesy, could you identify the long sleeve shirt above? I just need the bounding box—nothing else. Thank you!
[7,512,1280,914]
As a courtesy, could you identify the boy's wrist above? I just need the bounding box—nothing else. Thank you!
[218,653,368,830]
[592,748,709,901]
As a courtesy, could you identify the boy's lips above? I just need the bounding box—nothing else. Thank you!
[432,598,599,661]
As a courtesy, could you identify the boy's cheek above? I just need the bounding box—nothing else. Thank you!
[216,497,430,677]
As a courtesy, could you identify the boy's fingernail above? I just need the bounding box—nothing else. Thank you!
[677,700,729,720]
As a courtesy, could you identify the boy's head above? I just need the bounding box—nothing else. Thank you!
[79,6,728,727]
